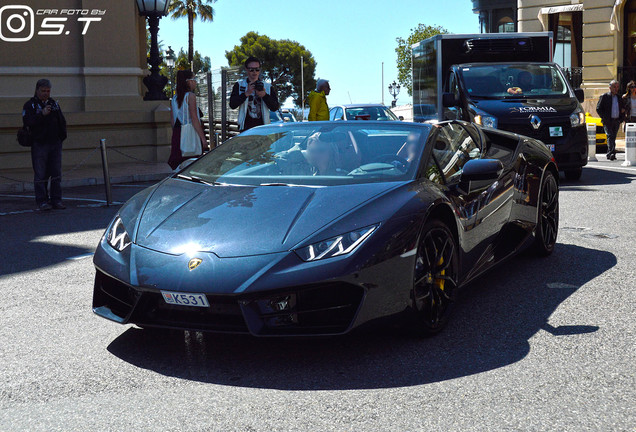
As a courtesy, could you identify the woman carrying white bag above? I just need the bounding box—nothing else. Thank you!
[168,70,209,170]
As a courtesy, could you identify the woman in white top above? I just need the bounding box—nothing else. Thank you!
[168,70,209,169]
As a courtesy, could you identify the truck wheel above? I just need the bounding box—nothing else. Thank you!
[564,168,582,181]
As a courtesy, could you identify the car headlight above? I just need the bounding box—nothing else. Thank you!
[296,225,378,262]
[570,110,585,127]
[474,114,497,129]
[106,216,132,252]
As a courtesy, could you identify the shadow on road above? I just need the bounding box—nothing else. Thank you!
[560,164,636,189]
[107,243,615,390]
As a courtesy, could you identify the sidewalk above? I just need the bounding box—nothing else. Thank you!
[0,161,173,193]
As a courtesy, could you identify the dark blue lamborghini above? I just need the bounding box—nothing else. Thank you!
[93,120,559,336]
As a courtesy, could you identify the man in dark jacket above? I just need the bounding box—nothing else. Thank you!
[229,56,279,132]
[596,80,623,160]
[23,79,67,210]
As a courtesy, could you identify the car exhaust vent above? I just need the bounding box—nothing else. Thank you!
[464,38,533,54]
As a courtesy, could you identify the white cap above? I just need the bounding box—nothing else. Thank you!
[316,79,329,91]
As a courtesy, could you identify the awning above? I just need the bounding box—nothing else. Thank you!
[538,4,584,31]
[610,0,624,32]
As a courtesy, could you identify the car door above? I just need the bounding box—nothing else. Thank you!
[427,122,513,278]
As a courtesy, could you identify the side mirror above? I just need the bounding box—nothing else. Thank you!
[574,88,585,103]
[442,92,459,107]
[459,159,503,194]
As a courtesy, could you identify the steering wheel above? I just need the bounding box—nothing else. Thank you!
[371,154,410,171]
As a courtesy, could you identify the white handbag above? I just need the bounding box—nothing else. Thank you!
[179,93,202,157]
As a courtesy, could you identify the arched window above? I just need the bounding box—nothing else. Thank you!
[497,16,514,33]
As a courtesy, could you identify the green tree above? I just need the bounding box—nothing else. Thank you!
[167,0,216,67]
[395,24,448,96]
[225,31,317,106]
[175,48,211,74]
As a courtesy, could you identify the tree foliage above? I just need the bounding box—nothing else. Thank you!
[395,24,448,96]
[175,48,211,74]
[225,31,317,106]
[168,0,215,66]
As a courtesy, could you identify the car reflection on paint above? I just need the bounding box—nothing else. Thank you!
[92,120,559,337]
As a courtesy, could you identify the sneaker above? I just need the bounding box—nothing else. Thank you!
[51,201,66,210]
[36,202,52,211]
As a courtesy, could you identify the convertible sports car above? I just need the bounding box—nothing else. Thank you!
[93,120,559,336]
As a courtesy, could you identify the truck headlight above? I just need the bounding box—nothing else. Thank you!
[570,111,585,127]
[475,114,497,129]
[295,225,378,262]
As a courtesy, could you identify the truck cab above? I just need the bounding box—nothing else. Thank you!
[413,33,587,180]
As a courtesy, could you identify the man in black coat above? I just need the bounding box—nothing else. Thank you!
[596,80,623,160]
[22,79,67,211]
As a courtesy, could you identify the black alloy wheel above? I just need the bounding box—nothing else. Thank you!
[534,171,559,256]
[412,220,458,335]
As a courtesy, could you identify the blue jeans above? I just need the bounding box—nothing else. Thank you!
[31,140,62,205]
[603,118,620,157]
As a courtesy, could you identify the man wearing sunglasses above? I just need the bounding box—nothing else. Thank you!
[230,56,279,132]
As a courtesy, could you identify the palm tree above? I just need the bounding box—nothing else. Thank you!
[167,0,216,68]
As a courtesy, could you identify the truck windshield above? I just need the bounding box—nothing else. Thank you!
[459,64,568,98]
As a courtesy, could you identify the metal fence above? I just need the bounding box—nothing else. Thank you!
[193,67,242,145]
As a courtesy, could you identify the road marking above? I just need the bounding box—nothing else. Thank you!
[547,282,579,289]
[67,253,94,261]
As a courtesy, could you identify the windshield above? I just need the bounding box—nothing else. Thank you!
[179,122,431,186]
[459,64,569,98]
[345,106,399,121]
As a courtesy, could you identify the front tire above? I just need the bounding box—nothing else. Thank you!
[534,171,559,256]
[411,220,459,335]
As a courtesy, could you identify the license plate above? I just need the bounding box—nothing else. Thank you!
[161,291,209,307]
[549,126,563,137]
[546,144,555,152]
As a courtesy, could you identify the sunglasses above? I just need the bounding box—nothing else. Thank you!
[248,68,260,72]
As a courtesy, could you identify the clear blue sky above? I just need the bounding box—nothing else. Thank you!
[158,0,479,107]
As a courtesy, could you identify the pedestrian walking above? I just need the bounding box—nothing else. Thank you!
[22,79,67,211]
[622,80,636,125]
[307,79,330,121]
[596,79,624,160]
[168,70,208,170]
[229,56,280,132]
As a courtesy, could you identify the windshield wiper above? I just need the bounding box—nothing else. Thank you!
[176,174,224,186]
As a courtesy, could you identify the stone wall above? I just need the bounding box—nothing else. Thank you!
[0,0,171,172]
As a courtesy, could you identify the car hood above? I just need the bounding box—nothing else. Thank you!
[132,178,400,257]
[470,96,579,119]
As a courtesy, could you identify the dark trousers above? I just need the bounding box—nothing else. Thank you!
[31,141,62,205]
[603,118,620,157]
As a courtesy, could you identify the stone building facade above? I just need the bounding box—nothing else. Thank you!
[0,0,171,172]
[472,0,636,114]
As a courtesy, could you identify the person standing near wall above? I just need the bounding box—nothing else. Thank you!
[596,79,624,160]
[168,70,208,170]
[22,79,67,211]
[307,79,330,121]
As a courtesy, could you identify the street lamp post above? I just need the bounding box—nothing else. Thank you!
[388,80,401,108]
[165,45,175,97]
[136,0,171,101]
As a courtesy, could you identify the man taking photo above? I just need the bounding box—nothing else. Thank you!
[230,56,280,132]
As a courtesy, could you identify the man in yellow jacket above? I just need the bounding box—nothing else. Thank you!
[308,79,330,121]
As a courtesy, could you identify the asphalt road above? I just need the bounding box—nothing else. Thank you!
[0,167,634,432]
